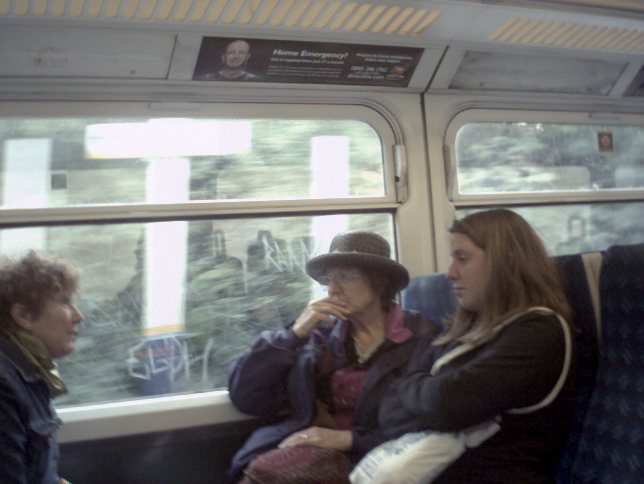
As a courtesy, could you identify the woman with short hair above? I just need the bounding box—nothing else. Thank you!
[0,251,83,484]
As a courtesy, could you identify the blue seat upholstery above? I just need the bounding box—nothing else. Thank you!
[554,254,601,482]
[402,272,456,328]
[570,243,644,483]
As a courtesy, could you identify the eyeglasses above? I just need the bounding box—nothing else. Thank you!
[318,272,360,287]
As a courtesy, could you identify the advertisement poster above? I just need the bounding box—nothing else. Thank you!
[193,37,423,87]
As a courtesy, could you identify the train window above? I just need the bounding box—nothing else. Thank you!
[0,117,384,208]
[456,202,644,256]
[454,122,644,194]
[0,103,400,406]
[446,110,644,255]
[0,214,393,406]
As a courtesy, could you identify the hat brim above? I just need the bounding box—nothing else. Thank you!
[306,252,409,291]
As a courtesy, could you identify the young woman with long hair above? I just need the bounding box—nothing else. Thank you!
[354,209,575,484]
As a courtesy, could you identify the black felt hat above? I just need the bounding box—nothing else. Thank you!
[306,231,409,291]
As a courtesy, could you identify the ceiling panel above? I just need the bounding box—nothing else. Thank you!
[0,26,175,79]
[449,50,626,94]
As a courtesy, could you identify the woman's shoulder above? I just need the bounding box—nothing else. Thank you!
[432,310,568,370]
[0,339,43,403]
[502,309,565,335]
[0,336,33,376]
[491,309,568,354]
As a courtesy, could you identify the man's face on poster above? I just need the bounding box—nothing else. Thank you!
[222,40,251,69]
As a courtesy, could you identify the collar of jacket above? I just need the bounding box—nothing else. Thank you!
[0,331,67,397]
[0,334,44,383]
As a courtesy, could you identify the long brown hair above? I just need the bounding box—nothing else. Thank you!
[435,209,572,345]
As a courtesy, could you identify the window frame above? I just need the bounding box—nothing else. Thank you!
[444,108,644,206]
[58,391,247,443]
[0,99,409,442]
[0,101,401,226]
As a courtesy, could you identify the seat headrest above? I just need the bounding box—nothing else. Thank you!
[402,272,457,327]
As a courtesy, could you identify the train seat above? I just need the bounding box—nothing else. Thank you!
[402,271,457,329]
[553,252,602,482]
[569,243,644,483]
[402,245,644,482]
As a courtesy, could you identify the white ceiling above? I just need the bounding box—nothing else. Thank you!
[0,0,643,95]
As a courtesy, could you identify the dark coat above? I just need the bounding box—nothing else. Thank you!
[0,335,62,484]
[226,305,440,480]
[379,311,576,484]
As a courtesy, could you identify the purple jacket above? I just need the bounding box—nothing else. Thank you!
[226,304,440,480]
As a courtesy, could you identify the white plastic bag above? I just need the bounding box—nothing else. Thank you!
[350,420,501,484]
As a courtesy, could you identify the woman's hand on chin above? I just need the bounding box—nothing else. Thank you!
[292,298,350,338]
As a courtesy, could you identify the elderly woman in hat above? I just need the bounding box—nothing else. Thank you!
[227,231,441,483]
[0,251,83,484]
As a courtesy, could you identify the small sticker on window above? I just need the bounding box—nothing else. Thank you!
[597,131,613,152]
